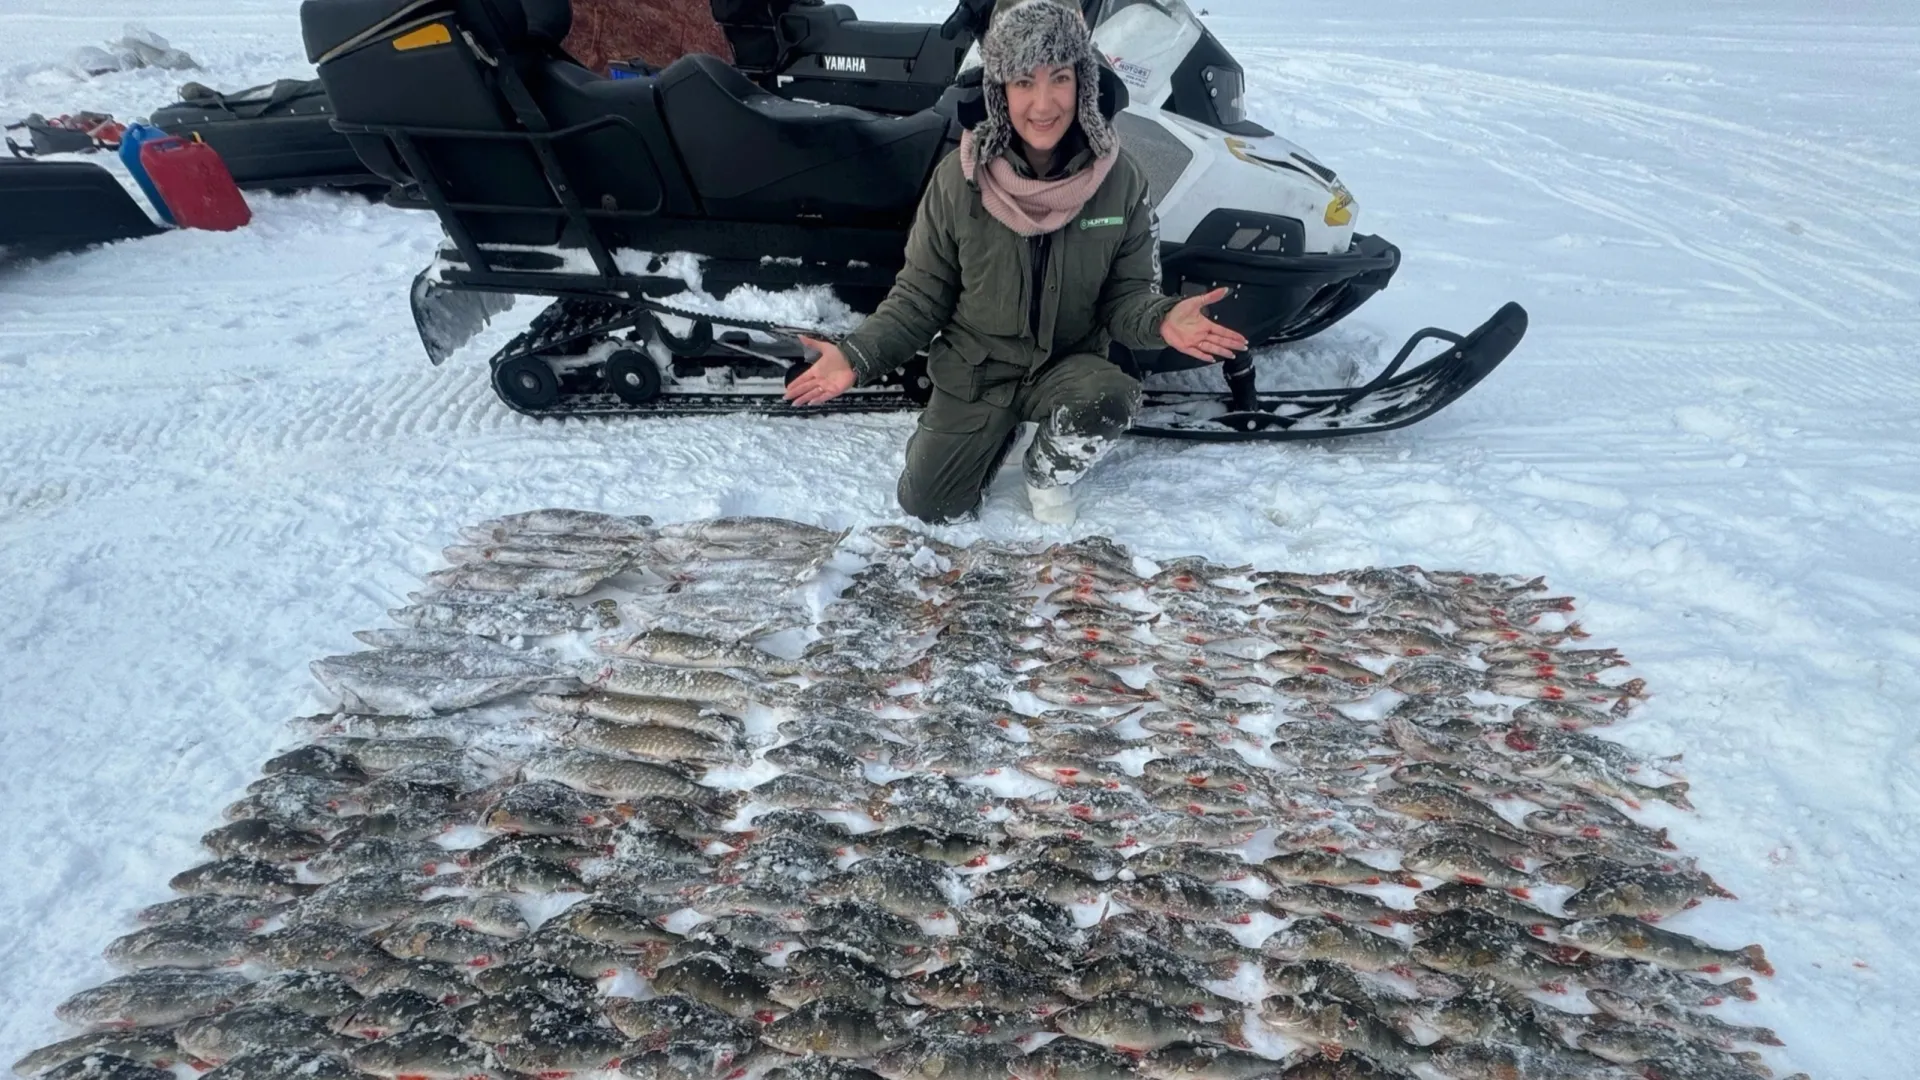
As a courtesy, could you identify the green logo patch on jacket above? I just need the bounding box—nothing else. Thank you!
[1079,215,1126,230]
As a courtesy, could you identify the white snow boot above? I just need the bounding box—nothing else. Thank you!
[1026,480,1078,525]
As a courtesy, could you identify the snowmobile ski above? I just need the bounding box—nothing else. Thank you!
[1130,303,1529,441]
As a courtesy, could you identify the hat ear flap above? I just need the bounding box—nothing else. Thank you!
[1077,58,1116,158]
[975,79,1014,167]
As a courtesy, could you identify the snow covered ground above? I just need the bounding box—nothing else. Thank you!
[3,1,1917,1076]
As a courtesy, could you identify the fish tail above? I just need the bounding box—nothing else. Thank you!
[1565,621,1590,639]
[1740,945,1774,977]
[1706,877,1739,900]
[1658,782,1693,811]
[1725,976,1758,1000]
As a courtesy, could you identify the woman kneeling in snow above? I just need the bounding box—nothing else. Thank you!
[782,0,1246,525]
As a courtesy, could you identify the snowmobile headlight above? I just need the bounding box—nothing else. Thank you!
[1324,187,1354,227]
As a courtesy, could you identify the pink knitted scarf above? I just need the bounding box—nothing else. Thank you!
[959,128,1118,237]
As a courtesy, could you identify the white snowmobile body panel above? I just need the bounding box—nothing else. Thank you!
[944,0,1361,257]
[1120,109,1357,256]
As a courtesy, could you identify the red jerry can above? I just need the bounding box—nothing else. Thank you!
[139,135,251,231]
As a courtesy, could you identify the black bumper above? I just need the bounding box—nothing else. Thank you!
[1146,231,1401,369]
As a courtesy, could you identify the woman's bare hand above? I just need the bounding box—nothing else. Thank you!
[1161,287,1251,362]
[784,337,858,406]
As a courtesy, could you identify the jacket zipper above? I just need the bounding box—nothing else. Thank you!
[1027,232,1053,345]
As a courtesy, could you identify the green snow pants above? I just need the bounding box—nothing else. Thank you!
[897,352,1141,524]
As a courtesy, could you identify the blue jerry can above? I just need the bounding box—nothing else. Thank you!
[118,122,176,225]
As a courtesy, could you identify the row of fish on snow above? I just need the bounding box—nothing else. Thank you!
[16,511,1801,1080]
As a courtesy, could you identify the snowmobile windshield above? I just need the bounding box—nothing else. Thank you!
[1090,0,1253,134]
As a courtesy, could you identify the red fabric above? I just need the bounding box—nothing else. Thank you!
[563,0,733,73]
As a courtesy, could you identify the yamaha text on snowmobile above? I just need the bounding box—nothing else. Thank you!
[300,0,1527,439]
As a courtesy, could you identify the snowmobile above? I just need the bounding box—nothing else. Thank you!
[300,0,1526,439]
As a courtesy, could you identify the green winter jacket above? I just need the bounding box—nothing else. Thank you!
[839,143,1181,403]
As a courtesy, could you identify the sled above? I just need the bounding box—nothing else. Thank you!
[0,158,162,257]
[152,79,383,191]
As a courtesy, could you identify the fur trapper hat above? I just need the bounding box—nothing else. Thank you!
[976,0,1115,167]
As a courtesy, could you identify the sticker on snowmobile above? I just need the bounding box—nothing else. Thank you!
[1079,216,1125,230]
[821,56,868,73]
[1109,57,1153,89]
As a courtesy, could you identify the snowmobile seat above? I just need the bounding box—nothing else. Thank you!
[713,0,986,114]
[307,0,942,261]
[655,53,947,222]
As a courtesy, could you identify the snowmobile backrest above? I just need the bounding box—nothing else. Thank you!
[713,0,812,73]
[457,0,572,57]
[303,0,570,243]
[527,62,689,239]
[303,0,567,66]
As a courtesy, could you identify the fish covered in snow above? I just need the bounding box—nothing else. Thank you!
[20,518,1801,1080]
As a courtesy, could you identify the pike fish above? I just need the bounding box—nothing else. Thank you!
[573,658,775,709]
[532,690,744,744]
[595,629,802,675]
[521,747,717,803]
[539,714,743,766]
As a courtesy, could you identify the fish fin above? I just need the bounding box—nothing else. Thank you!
[1741,944,1774,977]
[1220,1014,1248,1048]
[704,788,753,820]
